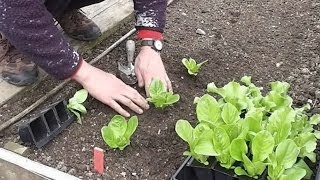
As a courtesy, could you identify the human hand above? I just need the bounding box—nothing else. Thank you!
[72,60,149,117]
[134,46,172,95]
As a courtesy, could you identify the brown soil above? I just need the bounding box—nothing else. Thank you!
[1,0,320,179]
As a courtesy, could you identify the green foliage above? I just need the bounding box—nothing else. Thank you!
[182,57,207,76]
[67,89,88,124]
[175,76,320,180]
[176,120,217,165]
[101,115,138,150]
[147,79,180,108]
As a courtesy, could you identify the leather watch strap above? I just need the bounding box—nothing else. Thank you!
[141,40,154,47]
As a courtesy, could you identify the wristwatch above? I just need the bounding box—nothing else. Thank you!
[141,40,163,52]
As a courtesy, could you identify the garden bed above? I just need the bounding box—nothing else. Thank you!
[1,0,320,179]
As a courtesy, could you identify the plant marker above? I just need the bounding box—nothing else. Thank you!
[93,147,104,174]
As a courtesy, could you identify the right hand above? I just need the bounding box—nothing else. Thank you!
[72,60,149,117]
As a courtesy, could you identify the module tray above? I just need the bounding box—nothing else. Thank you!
[18,100,74,148]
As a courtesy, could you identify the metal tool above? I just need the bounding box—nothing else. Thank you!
[117,40,137,85]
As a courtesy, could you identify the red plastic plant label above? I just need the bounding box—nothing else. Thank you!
[93,147,104,174]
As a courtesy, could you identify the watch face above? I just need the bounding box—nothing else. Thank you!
[154,40,163,51]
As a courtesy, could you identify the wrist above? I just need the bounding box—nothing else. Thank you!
[71,60,90,84]
[139,46,161,58]
[140,46,153,51]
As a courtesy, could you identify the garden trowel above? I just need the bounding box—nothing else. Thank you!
[117,40,137,85]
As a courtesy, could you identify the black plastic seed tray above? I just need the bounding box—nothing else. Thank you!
[171,156,266,180]
[316,164,320,180]
[18,100,74,148]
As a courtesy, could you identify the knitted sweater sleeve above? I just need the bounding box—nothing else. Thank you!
[134,0,167,33]
[0,0,81,80]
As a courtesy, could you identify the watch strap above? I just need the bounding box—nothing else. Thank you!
[141,40,162,52]
[141,40,154,47]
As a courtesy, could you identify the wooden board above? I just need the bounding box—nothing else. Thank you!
[0,0,134,106]
[0,148,79,180]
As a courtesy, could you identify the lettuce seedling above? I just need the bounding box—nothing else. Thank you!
[182,58,208,76]
[67,89,88,124]
[101,115,138,150]
[147,79,180,108]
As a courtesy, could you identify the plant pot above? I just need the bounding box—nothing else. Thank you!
[18,100,74,148]
[171,156,266,180]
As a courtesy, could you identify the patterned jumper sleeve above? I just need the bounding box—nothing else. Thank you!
[134,0,167,39]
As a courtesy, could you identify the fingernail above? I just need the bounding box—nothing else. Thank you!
[145,104,150,109]
[125,113,130,117]
[138,109,143,114]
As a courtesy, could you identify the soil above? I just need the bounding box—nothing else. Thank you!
[1,0,320,179]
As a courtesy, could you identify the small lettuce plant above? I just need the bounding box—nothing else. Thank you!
[101,115,138,150]
[176,76,320,180]
[67,89,88,124]
[147,79,180,108]
[182,57,208,76]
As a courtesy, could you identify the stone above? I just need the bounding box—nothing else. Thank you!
[60,166,68,172]
[86,172,93,177]
[276,62,283,67]
[301,68,310,74]
[68,168,77,175]
[46,156,52,162]
[120,172,127,177]
[4,142,29,156]
[196,28,206,35]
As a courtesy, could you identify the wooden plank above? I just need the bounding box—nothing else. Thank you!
[70,0,134,52]
[0,148,80,180]
[0,159,47,180]
[0,80,23,105]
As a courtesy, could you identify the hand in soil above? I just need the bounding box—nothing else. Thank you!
[134,46,172,96]
[72,60,149,117]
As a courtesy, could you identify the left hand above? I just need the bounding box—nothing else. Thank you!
[134,46,172,95]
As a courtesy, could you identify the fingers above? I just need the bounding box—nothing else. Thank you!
[125,86,149,109]
[135,68,144,88]
[165,75,173,92]
[107,100,130,117]
[145,78,152,97]
[115,95,144,115]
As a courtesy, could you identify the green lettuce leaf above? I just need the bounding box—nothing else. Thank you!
[196,94,222,126]
[71,89,88,104]
[279,167,306,180]
[221,103,240,124]
[230,138,247,161]
[252,130,275,162]
[276,139,299,169]
[175,120,193,144]
[212,127,230,154]
[207,81,249,110]
[267,108,295,145]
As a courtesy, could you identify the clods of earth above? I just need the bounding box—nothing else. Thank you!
[1,0,320,179]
